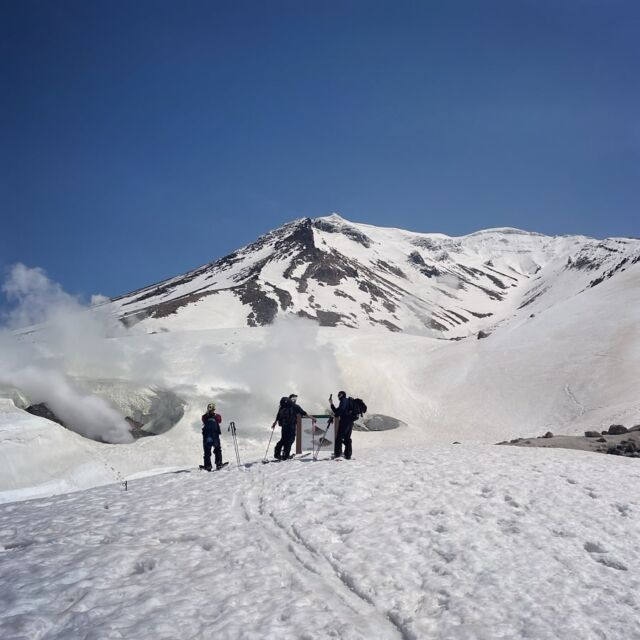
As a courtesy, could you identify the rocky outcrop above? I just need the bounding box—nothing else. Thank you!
[608,424,628,435]
[25,403,66,427]
[498,426,640,459]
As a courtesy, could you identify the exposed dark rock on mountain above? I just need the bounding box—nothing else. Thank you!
[608,424,628,435]
[237,280,278,327]
[587,252,640,289]
[26,403,65,427]
[498,429,640,458]
[353,414,406,431]
[109,215,640,337]
[25,403,153,441]
[125,417,155,439]
[312,217,372,247]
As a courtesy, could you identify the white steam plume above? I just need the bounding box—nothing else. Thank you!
[197,315,345,429]
[0,264,163,443]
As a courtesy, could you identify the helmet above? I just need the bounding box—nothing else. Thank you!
[338,390,346,399]
[289,394,298,402]
[207,402,216,412]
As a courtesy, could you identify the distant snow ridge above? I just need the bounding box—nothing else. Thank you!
[110,215,640,337]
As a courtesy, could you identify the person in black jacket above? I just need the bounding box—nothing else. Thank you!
[201,402,224,470]
[330,390,353,460]
[271,393,315,460]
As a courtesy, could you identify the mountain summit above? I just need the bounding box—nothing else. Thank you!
[111,216,639,337]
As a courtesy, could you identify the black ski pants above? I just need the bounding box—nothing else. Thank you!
[203,436,222,469]
[274,423,296,459]
[334,420,353,459]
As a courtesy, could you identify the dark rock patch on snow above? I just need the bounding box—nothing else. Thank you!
[315,310,350,327]
[125,417,155,439]
[236,280,278,327]
[334,289,356,302]
[312,218,372,248]
[498,427,640,458]
[608,424,628,435]
[354,414,406,432]
[408,251,442,278]
[265,282,293,310]
[376,260,407,279]
[25,403,66,427]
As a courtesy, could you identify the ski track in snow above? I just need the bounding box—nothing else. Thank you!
[563,384,586,418]
[1,446,640,640]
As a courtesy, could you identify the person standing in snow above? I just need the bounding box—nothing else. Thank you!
[271,393,315,460]
[201,402,224,470]
[330,391,354,460]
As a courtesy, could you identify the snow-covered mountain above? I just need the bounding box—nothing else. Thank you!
[110,214,640,338]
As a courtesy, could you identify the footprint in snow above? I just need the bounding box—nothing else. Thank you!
[596,557,628,571]
[583,542,628,571]
[498,518,521,534]
[615,503,631,517]
[3,539,35,551]
[503,494,520,508]
[132,558,157,574]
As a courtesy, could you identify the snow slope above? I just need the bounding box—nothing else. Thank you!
[1,446,639,640]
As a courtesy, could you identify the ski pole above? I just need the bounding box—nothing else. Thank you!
[313,417,333,461]
[228,422,235,464]
[262,427,275,463]
[233,423,241,467]
[228,421,241,467]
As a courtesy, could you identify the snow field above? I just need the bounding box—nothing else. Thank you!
[1,445,639,640]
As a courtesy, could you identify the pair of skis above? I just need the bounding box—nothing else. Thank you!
[198,462,229,472]
[262,452,311,464]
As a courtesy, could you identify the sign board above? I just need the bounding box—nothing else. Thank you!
[296,415,336,457]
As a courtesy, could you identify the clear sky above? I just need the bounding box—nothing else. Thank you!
[1,0,639,301]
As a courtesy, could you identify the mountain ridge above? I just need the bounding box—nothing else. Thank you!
[109,215,640,337]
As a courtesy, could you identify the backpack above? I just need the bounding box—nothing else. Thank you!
[277,397,294,427]
[347,398,367,421]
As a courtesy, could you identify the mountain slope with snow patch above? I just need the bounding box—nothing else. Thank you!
[110,215,640,338]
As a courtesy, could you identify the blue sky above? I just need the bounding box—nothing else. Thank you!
[1,0,639,300]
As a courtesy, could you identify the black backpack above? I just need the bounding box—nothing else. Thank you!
[277,397,294,427]
[347,397,367,421]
